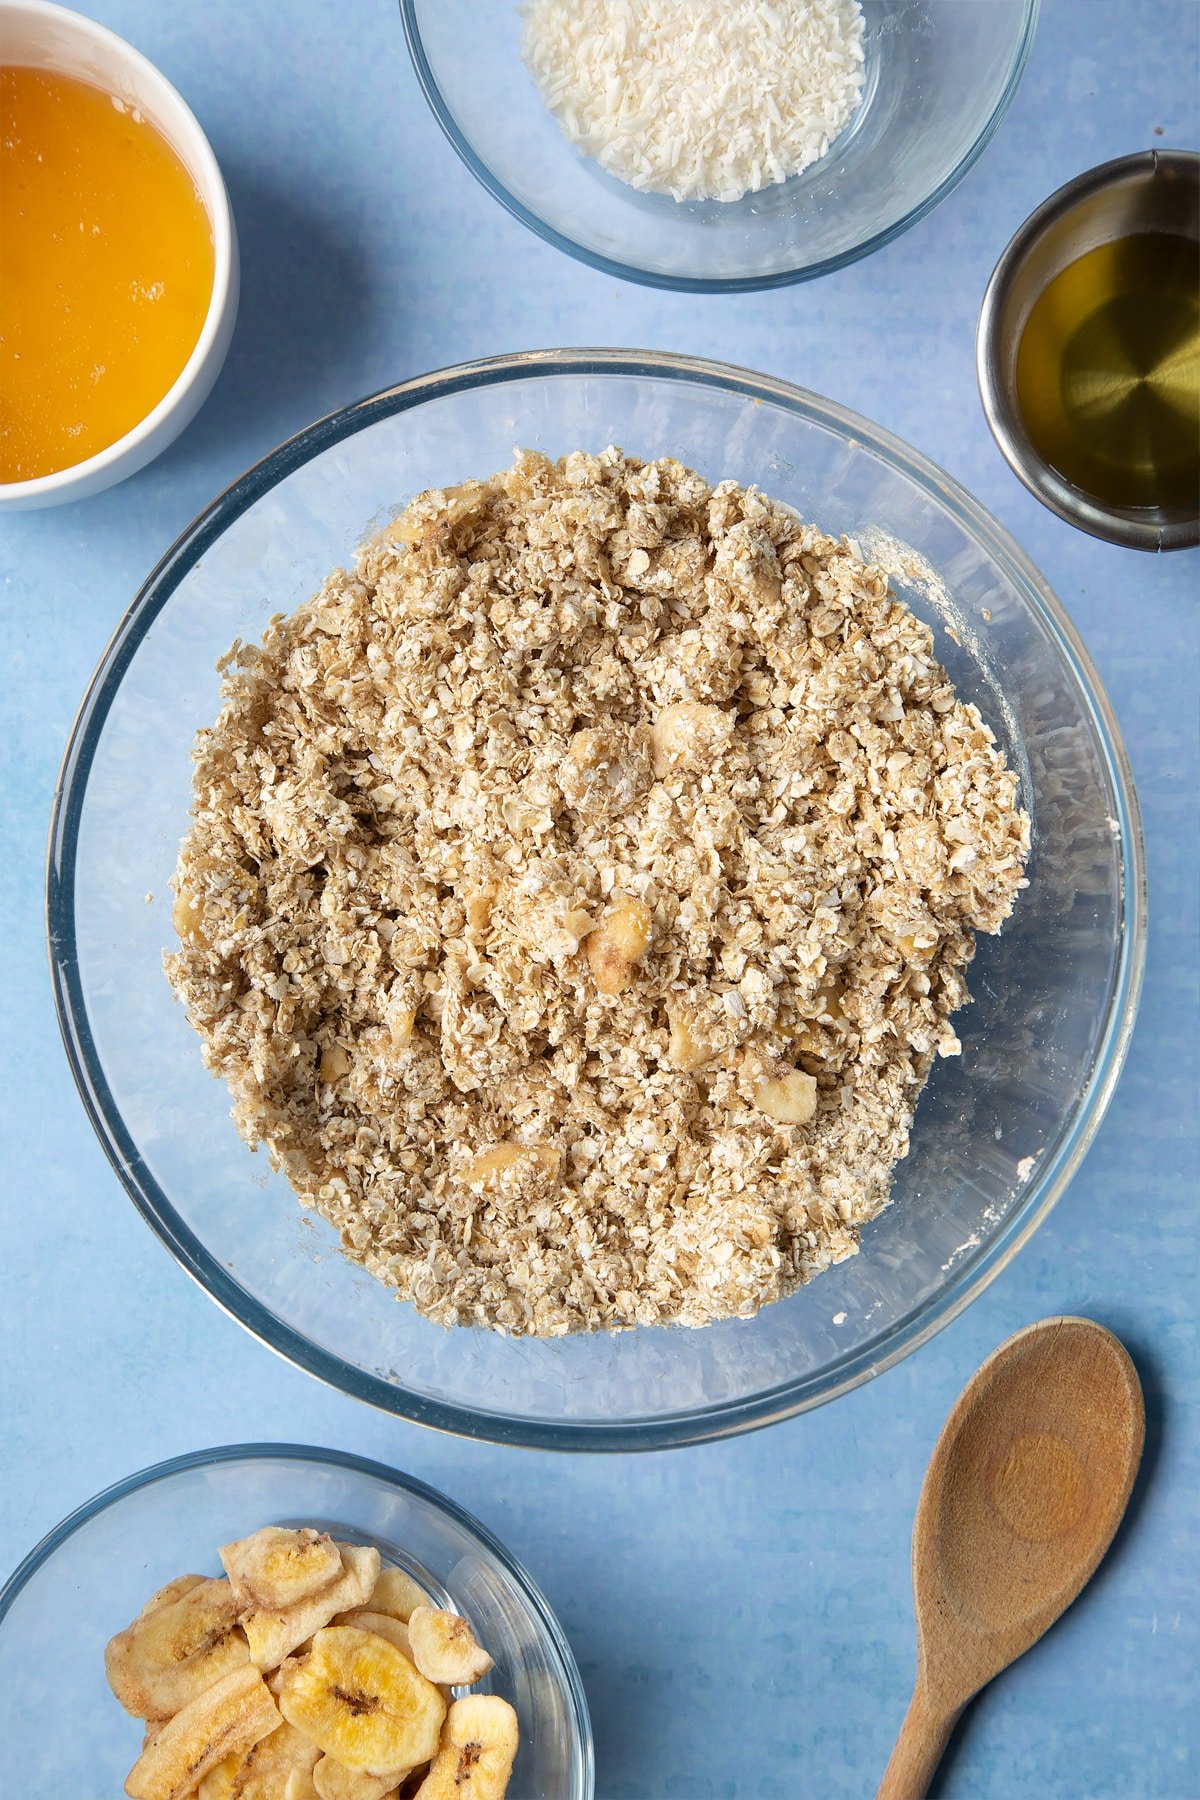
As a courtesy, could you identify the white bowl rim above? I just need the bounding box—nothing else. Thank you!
[0,0,235,502]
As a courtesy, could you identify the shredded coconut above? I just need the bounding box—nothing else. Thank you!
[165,450,1028,1338]
[522,0,866,203]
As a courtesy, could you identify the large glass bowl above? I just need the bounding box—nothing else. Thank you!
[400,0,1039,291]
[0,1443,593,1796]
[48,350,1144,1451]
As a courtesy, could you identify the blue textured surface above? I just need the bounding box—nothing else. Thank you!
[1,3,1196,1795]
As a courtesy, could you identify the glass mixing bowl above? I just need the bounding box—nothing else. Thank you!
[0,1444,593,1796]
[400,0,1039,291]
[48,350,1144,1450]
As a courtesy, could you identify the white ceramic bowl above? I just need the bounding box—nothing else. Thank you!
[0,0,238,510]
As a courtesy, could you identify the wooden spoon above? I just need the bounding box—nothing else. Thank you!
[877,1317,1144,1800]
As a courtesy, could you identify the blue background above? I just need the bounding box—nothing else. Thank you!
[1,3,1196,1794]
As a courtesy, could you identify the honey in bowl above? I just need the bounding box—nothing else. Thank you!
[1015,232,1200,513]
[0,64,215,483]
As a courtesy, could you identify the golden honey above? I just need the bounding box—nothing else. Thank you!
[1015,232,1199,513]
[0,64,215,482]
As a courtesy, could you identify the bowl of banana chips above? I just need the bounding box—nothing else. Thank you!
[0,1443,593,1799]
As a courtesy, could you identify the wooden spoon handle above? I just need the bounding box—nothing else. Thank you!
[875,1681,960,1800]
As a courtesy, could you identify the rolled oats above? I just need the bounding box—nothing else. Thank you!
[165,449,1029,1336]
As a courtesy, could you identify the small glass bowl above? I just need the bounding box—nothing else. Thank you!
[0,1444,593,1796]
[48,350,1144,1450]
[400,0,1039,291]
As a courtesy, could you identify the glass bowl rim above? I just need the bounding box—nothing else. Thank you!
[0,1439,595,1791]
[46,346,1146,1452]
[398,0,1041,294]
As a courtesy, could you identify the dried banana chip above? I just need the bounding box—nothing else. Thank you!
[229,1720,320,1798]
[332,1609,413,1659]
[279,1625,445,1777]
[106,1577,249,1721]
[221,1527,343,1612]
[407,1609,493,1688]
[412,1696,519,1800]
[123,1665,279,1800]
[243,1544,380,1672]
[196,1755,239,1800]
[364,1568,431,1624]
[313,1752,404,1800]
[135,1575,206,1621]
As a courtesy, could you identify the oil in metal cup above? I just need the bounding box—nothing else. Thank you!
[977,150,1199,551]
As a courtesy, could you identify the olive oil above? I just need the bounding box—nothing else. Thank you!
[1015,232,1199,512]
[0,64,214,482]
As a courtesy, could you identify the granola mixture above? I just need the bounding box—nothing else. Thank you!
[166,449,1029,1336]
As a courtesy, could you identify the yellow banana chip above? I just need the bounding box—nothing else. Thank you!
[412,1696,519,1800]
[407,1609,493,1688]
[279,1626,445,1776]
[106,1577,249,1721]
[123,1665,279,1800]
[221,1527,344,1612]
[243,1543,380,1671]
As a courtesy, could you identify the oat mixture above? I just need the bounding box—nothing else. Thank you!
[166,449,1028,1336]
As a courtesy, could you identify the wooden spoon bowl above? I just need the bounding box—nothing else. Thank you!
[877,1317,1144,1799]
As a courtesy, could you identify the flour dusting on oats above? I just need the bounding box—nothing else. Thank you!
[165,450,1028,1336]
